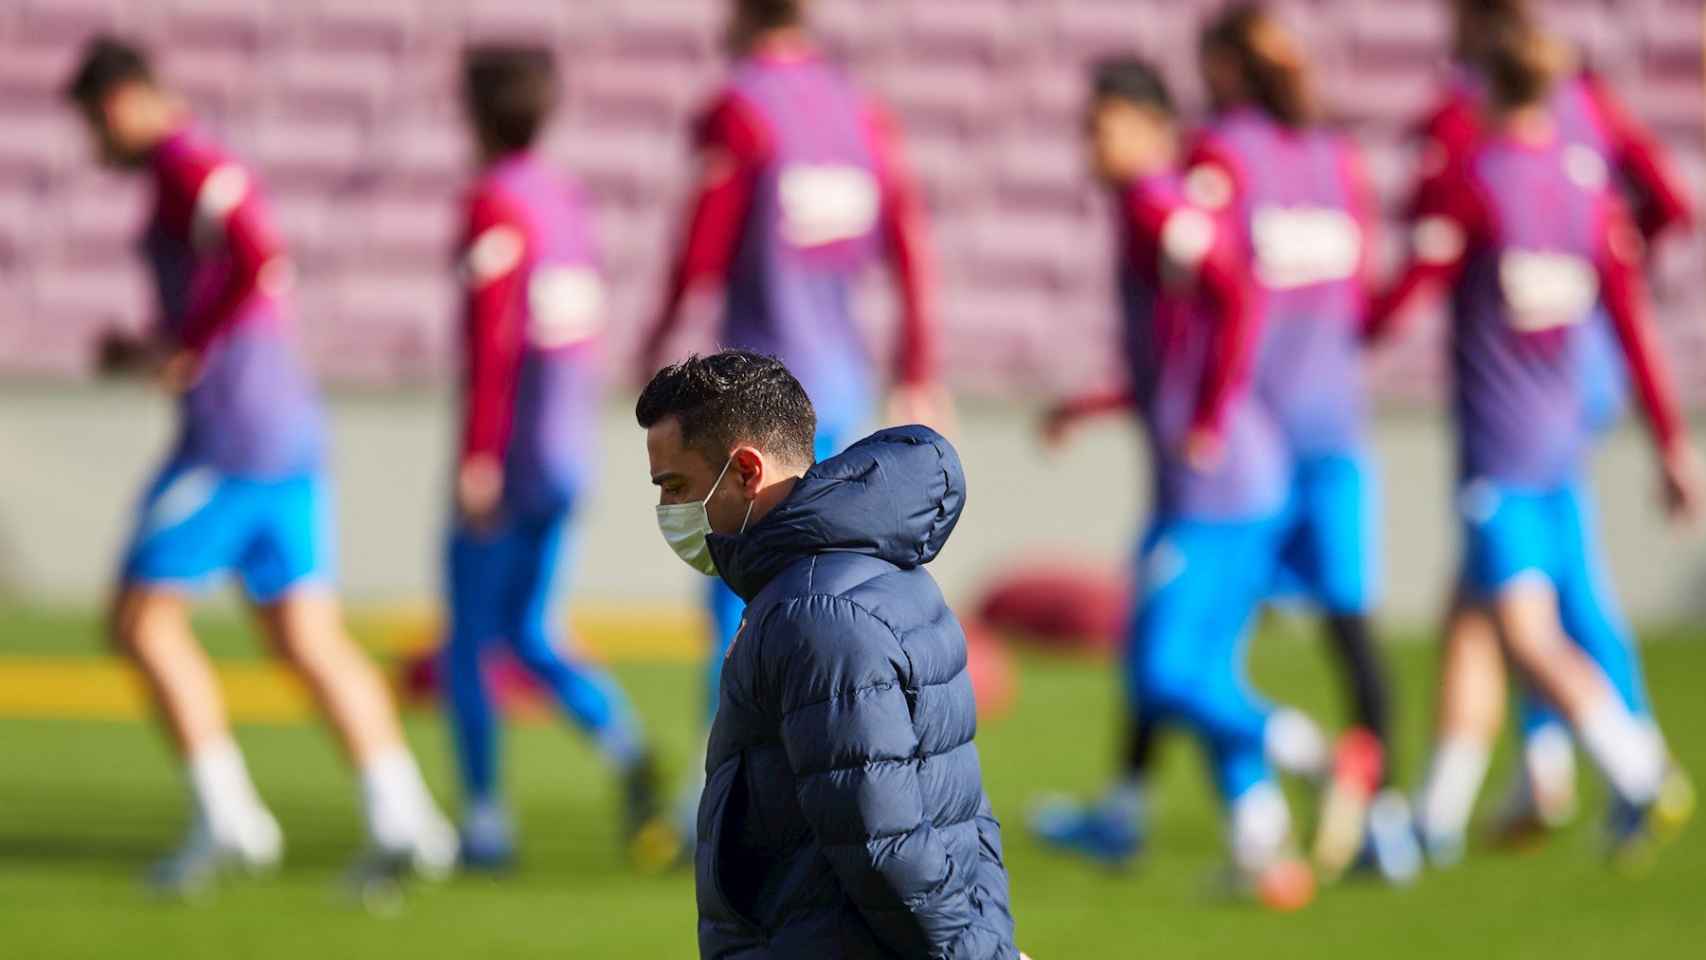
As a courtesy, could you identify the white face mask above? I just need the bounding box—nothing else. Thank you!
[656,456,754,576]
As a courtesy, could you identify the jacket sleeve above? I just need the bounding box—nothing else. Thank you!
[765,594,976,959]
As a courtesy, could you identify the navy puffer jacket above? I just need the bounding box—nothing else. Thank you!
[698,426,1017,959]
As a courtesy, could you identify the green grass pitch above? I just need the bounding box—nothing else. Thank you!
[2,606,1704,958]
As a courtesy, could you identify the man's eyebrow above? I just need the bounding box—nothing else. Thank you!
[651,471,682,487]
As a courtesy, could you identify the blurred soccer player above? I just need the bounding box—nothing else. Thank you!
[637,0,945,839]
[65,37,454,893]
[1186,3,1416,882]
[1410,0,1696,846]
[1030,58,1314,909]
[446,46,662,870]
[1369,22,1703,866]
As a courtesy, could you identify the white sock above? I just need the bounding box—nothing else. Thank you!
[1229,781,1292,874]
[1416,736,1490,842]
[1265,708,1328,779]
[187,737,268,844]
[1577,700,1664,805]
[360,746,442,851]
[1522,724,1577,824]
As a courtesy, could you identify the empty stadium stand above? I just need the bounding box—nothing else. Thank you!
[1,0,1701,402]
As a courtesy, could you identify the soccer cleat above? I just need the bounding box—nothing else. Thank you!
[147,808,284,898]
[458,802,517,872]
[1605,797,1658,874]
[1363,790,1423,886]
[1312,728,1383,881]
[350,809,459,894]
[1653,760,1696,842]
[1029,796,1143,867]
[1419,823,1465,869]
[622,750,665,842]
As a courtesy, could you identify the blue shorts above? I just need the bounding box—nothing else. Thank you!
[1459,479,1595,598]
[121,461,333,604]
[1270,453,1379,614]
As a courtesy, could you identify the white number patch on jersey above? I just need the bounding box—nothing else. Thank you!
[1250,206,1362,290]
[527,266,605,348]
[1498,249,1599,333]
[778,164,880,249]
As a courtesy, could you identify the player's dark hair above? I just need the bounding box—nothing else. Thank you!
[1452,0,1534,64]
[636,351,818,468]
[735,0,806,32]
[1484,21,1559,110]
[1201,3,1315,128]
[462,44,558,153]
[65,35,153,106]
[1091,57,1175,116]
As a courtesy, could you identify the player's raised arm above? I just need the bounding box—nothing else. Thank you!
[1594,202,1702,522]
[456,189,530,525]
[641,95,769,377]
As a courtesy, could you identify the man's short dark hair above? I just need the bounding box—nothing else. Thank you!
[462,44,558,153]
[736,0,806,32]
[1091,56,1174,116]
[636,351,817,468]
[66,35,153,107]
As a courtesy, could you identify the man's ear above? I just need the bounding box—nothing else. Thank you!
[730,445,766,498]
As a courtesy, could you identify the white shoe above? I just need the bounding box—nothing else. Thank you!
[148,807,283,897]
[350,810,458,893]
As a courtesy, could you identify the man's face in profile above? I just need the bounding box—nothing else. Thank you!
[646,416,748,533]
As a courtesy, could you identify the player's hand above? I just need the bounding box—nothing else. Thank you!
[1659,440,1704,527]
[1182,426,1225,472]
[1039,404,1073,450]
[887,381,956,435]
[158,349,203,394]
[457,454,505,532]
[94,329,159,377]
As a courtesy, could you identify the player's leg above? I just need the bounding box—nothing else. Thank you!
[117,462,282,889]
[496,512,661,848]
[442,521,508,864]
[1415,597,1505,864]
[1189,521,1315,907]
[1031,528,1177,866]
[242,473,453,878]
[1550,486,1692,848]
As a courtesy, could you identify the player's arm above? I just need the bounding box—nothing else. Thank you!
[170,164,288,389]
[1595,203,1702,522]
[767,598,981,959]
[1341,140,1382,322]
[639,95,768,378]
[457,190,530,528]
[864,103,951,430]
[1581,71,1693,243]
[1188,212,1259,469]
[1364,168,1484,342]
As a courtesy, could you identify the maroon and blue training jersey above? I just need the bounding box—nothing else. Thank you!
[1188,109,1377,459]
[652,42,936,429]
[1117,174,1290,521]
[143,128,323,478]
[458,152,605,518]
[1372,128,1684,490]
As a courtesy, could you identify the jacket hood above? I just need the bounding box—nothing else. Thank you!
[707,426,967,601]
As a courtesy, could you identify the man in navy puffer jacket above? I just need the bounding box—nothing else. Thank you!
[637,351,1017,959]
